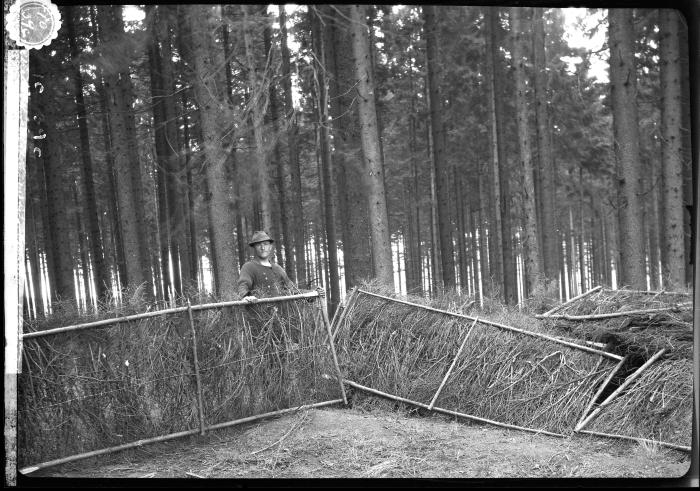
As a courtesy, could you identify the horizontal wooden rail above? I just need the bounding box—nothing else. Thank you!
[356,290,623,361]
[544,305,691,321]
[21,292,319,340]
[19,398,343,475]
[576,429,691,452]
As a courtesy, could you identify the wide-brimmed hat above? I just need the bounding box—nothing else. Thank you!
[248,230,274,247]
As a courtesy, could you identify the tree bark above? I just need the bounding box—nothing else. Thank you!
[187,4,239,299]
[279,5,306,286]
[659,8,686,288]
[533,7,558,293]
[423,5,455,290]
[66,6,109,301]
[487,7,516,304]
[242,5,273,234]
[608,9,646,289]
[350,4,394,288]
[511,7,544,296]
[311,6,341,313]
[97,5,153,299]
[146,5,173,302]
[326,5,372,290]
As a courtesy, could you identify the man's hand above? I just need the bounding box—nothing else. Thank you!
[315,286,325,299]
[243,295,258,303]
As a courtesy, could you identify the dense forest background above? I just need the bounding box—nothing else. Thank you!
[19,4,693,319]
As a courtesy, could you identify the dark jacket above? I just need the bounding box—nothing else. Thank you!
[237,260,296,298]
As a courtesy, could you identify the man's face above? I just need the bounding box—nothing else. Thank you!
[253,241,273,260]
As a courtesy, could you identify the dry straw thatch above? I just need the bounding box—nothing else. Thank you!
[334,287,620,435]
[539,288,692,360]
[18,297,340,467]
[581,359,693,449]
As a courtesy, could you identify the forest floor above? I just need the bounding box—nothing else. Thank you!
[26,402,691,483]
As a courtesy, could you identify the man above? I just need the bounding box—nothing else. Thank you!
[237,231,324,302]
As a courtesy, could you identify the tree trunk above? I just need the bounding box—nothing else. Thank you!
[407,67,423,295]
[32,52,75,304]
[423,5,455,290]
[97,5,153,299]
[178,88,199,289]
[146,5,173,302]
[89,6,125,295]
[262,11,290,274]
[511,7,544,296]
[66,6,109,301]
[678,16,692,287]
[487,7,516,304]
[279,5,306,286]
[311,6,340,313]
[325,5,372,291]
[187,4,239,299]
[350,4,394,288]
[659,8,686,288]
[608,8,646,289]
[533,7,558,293]
[158,5,188,295]
[242,5,273,234]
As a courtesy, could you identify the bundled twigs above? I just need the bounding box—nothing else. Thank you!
[18,294,344,470]
[544,305,691,321]
[337,290,621,435]
[344,380,567,438]
[428,318,478,410]
[575,350,666,432]
[355,289,621,361]
[538,286,603,318]
[575,356,626,429]
[576,357,692,449]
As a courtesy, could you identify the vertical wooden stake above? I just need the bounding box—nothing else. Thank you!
[187,300,206,435]
[428,318,478,410]
[318,297,348,405]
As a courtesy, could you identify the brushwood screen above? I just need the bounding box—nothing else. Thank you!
[583,358,692,448]
[335,291,620,435]
[18,297,341,467]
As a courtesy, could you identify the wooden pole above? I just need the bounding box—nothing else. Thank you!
[428,318,478,410]
[19,399,344,475]
[577,429,691,452]
[318,297,348,405]
[575,349,666,432]
[331,287,359,340]
[574,356,626,429]
[22,292,320,339]
[187,300,206,435]
[356,289,623,361]
[613,289,691,296]
[544,305,691,321]
[537,285,603,317]
[344,379,567,438]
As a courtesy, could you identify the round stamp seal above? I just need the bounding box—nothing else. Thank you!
[5,0,61,49]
